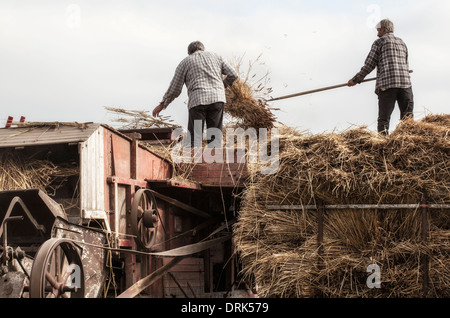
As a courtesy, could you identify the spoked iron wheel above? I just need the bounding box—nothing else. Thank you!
[29,238,84,298]
[131,189,159,250]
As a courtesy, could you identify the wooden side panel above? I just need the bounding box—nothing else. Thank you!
[102,128,132,230]
[188,149,248,187]
[110,133,132,179]
[137,146,172,181]
[162,257,204,298]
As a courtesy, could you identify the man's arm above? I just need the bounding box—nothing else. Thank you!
[163,62,186,106]
[348,41,380,86]
[153,60,187,117]
[221,58,239,88]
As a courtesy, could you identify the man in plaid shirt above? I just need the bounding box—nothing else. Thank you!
[153,41,238,146]
[348,19,414,135]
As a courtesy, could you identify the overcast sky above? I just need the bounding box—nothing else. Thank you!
[1,0,449,134]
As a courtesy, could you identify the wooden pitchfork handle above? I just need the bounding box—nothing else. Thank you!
[268,70,413,102]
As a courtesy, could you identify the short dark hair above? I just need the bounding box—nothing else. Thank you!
[188,41,205,55]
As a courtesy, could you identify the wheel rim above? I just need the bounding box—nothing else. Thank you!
[29,238,84,298]
[131,189,159,250]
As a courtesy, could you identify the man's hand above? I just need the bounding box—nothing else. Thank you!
[347,79,356,87]
[152,102,164,117]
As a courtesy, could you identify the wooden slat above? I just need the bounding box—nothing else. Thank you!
[117,256,185,298]
[149,190,211,219]
[163,258,205,298]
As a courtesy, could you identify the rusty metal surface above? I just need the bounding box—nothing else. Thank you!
[0,123,102,148]
[0,272,26,298]
[130,189,159,250]
[52,217,107,298]
[0,189,67,247]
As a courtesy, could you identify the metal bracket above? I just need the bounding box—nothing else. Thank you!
[0,196,46,240]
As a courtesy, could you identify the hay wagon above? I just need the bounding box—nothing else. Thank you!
[0,122,249,298]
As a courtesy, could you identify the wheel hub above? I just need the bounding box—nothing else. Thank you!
[143,209,158,228]
[131,189,160,250]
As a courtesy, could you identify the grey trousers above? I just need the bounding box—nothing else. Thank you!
[188,102,224,147]
[377,87,414,135]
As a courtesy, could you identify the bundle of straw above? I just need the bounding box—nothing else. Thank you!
[0,152,78,195]
[234,114,450,298]
[225,55,277,130]
[225,79,277,130]
[105,106,181,129]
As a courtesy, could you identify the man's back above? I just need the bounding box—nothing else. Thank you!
[163,50,238,109]
[182,51,230,106]
[154,41,239,146]
[376,33,411,91]
[348,19,414,135]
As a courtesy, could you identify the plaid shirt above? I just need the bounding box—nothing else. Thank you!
[162,51,238,109]
[353,33,411,93]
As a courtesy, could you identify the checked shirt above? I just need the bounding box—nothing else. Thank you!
[162,51,238,109]
[353,33,411,93]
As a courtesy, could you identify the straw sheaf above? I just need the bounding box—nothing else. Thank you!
[105,106,181,129]
[0,151,78,195]
[225,79,276,130]
[234,114,450,298]
[224,54,277,131]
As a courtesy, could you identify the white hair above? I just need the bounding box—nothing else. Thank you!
[376,19,394,33]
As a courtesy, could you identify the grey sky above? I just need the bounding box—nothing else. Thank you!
[1,0,449,133]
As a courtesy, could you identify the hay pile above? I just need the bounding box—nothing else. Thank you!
[0,152,78,195]
[233,114,450,298]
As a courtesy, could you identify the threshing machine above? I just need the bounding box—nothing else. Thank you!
[0,122,250,298]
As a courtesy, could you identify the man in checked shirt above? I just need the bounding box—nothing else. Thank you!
[153,41,238,147]
[348,19,414,135]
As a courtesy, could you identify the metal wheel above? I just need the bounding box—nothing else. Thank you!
[131,189,159,250]
[29,238,84,298]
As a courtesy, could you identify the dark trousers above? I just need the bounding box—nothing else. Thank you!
[188,102,224,147]
[377,87,414,135]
